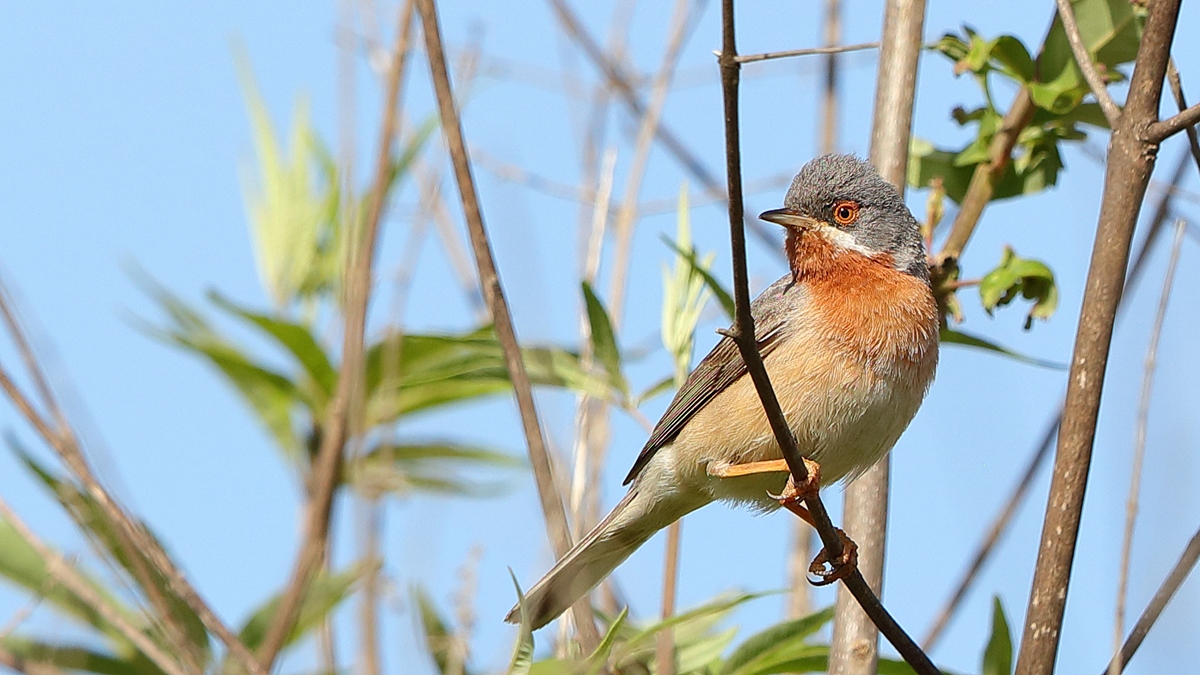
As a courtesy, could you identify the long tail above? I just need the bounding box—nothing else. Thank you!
[505,484,703,629]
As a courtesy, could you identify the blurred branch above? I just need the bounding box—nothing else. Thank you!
[1109,219,1185,675]
[416,0,602,650]
[0,497,187,675]
[255,0,417,667]
[831,1,925,673]
[1103,521,1200,674]
[0,288,264,674]
[1053,0,1120,125]
[544,0,781,254]
[734,40,877,64]
[1015,1,1185,672]
[0,643,63,675]
[716,2,938,673]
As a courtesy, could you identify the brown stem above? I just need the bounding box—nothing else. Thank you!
[1013,1,1183,673]
[1146,100,1200,143]
[255,1,416,666]
[415,0,602,650]
[937,88,1035,264]
[829,1,925,673]
[735,41,877,64]
[1053,0,1120,125]
[656,520,682,675]
[717,2,938,673]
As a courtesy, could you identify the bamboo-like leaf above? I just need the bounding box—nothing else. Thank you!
[13,448,210,659]
[208,291,337,398]
[612,592,770,665]
[352,442,523,498]
[982,597,1013,675]
[583,607,628,675]
[236,563,366,654]
[940,327,1065,370]
[506,572,534,675]
[719,606,834,675]
[581,282,627,396]
[660,236,733,322]
[414,586,477,675]
[0,637,154,675]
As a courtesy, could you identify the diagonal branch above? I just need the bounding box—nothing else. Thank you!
[716,2,938,673]
[255,0,417,666]
[734,41,878,64]
[1147,101,1200,144]
[415,0,602,650]
[1054,0,1120,126]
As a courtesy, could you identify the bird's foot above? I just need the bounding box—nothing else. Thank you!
[807,528,858,587]
[766,458,822,504]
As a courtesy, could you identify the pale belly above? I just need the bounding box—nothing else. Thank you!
[661,331,934,511]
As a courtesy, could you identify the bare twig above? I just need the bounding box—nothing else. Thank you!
[1108,219,1185,675]
[255,1,416,666]
[656,520,682,675]
[544,0,781,254]
[1014,2,1185,672]
[830,1,925,673]
[1053,0,1120,125]
[1166,60,1200,174]
[416,0,602,650]
[0,288,265,675]
[0,498,189,675]
[1103,522,1200,674]
[936,88,1034,264]
[716,2,938,673]
[734,41,878,64]
[607,0,696,326]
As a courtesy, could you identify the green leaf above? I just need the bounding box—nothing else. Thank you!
[907,138,976,204]
[583,607,628,675]
[237,563,366,653]
[208,291,337,399]
[978,246,1059,329]
[364,329,610,424]
[1032,0,1144,113]
[352,441,523,498]
[991,35,1035,83]
[661,236,734,321]
[12,447,210,660]
[136,276,307,463]
[581,282,627,396]
[720,606,835,675]
[635,376,676,406]
[982,597,1013,675]
[0,637,153,675]
[612,592,772,666]
[415,587,477,675]
[506,572,535,675]
[940,327,1065,370]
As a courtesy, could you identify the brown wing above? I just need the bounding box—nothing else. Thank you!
[623,276,803,484]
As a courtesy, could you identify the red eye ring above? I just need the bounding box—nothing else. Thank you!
[832,200,859,226]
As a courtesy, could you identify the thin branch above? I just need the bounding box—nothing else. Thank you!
[1014,1,1184,672]
[0,643,64,675]
[1054,0,1120,126]
[0,498,189,675]
[1146,100,1200,143]
[1103,521,1200,674]
[734,41,878,64]
[1109,218,1185,675]
[716,2,938,673]
[544,0,781,254]
[416,0,602,650]
[0,289,265,675]
[936,87,1034,264]
[656,520,682,675]
[1166,59,1200,173]
[255,0,416,666]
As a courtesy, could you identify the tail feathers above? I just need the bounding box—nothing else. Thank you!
[505,487,697,630]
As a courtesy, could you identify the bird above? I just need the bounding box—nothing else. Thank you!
[506,154,940,630]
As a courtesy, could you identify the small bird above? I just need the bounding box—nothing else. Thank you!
[507,154,939,630]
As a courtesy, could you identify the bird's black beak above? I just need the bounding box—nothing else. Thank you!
[759,208,817,230]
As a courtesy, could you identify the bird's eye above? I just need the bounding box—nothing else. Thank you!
[832,200,859,226]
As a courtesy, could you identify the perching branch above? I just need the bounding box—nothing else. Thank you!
[1054,0,1120,126]
[716,2,938,673]
[1146,101,1200,143]
[1014,1,1186,672]
[415,0,602,651]
[255,1,416,666]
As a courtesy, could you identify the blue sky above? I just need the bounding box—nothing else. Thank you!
[2,2,1200,674]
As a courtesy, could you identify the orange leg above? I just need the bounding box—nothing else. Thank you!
[707,457,857,585]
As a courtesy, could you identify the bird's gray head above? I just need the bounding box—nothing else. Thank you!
[760,154,928,280]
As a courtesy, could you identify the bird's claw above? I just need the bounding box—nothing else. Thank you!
[766,458,822,505]
[807,528,858,587]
